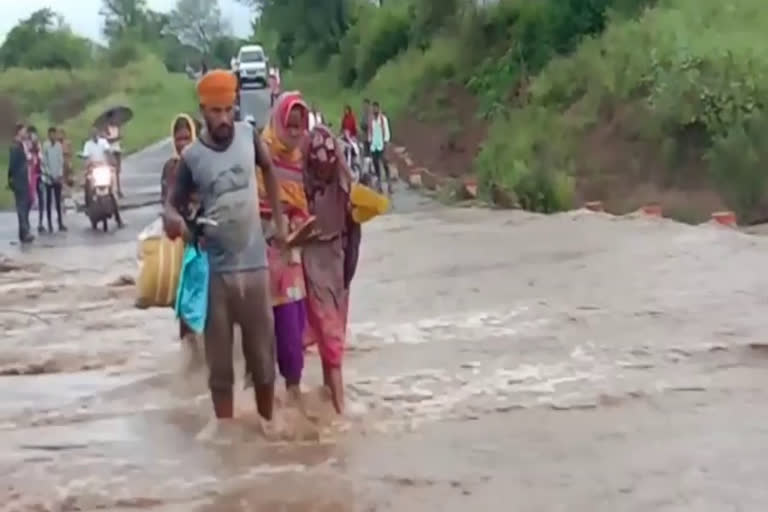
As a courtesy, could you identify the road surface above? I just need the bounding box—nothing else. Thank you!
[239,83,273,129]
[3,88,768,510]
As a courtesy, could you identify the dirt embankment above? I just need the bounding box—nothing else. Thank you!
[391,86,733,222]
[572,104,728,222]
[391,84,487,181]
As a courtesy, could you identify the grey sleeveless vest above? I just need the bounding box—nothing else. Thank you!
[181,122,267,272]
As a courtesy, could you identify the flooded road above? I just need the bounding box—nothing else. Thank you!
[4,130,768,508]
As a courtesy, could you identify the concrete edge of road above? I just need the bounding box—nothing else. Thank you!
[134,137,171,155]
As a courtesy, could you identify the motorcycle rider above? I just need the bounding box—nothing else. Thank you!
[82,126,124,228]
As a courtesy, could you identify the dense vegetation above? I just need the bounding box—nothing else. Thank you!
[0,0,244,207]
[484,0,768,220]
[250,0,768,221]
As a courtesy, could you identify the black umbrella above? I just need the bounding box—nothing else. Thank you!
[93,106,133,128]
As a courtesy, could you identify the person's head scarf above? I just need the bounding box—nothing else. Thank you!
[257,91,311,217]
[170,113,198,158]
[263,91,309,159]
[304,124,351,224]
[303,124,360,290]
[306,125,342,185]
[196,70,237,108]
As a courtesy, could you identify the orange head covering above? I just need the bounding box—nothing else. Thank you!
[197,70,237,107]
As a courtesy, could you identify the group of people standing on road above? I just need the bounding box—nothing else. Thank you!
[7,113,127,244]
[341,98,392,194]
[161,70,362,427]
[7,123,72,243]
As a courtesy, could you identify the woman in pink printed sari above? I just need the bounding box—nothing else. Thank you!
[302,124,361,415]
[257,91,312,403]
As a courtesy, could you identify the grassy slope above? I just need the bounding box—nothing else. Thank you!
[291,0,767,222]
[0,55,196,208]
[285,34,459,128]
[476,0,768,220]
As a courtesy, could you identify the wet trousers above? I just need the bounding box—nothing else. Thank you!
[371,149,390,184]
[13,187,31,242]
[44,181,64,231]
[205,270,276,403]
[36,177,45,228]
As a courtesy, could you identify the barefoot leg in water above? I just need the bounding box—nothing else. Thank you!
[254,384,274,420]
[322,361,344,415]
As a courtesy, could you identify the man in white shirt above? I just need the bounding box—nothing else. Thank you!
[82,128,111,165]
[81,127,124,228]
[369,101,392,194]
[42,126,67,232]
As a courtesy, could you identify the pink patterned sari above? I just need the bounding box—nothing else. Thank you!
[302,125,361,368]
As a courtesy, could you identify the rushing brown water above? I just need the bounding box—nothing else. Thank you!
[3,200,768,511]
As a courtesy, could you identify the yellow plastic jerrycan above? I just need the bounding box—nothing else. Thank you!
[350,183,389,224]
[135,218,185,309]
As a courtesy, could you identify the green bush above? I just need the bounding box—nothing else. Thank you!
[0,67,109,119]
[465,0,655,118]
[532,0,768,216]
[478,0,768,218]
[707,112,768,221]
[355,4,411,84]
[409,0,461,50]
[475,107,576,212]
[338,23,361,87]
[105,38,154,69]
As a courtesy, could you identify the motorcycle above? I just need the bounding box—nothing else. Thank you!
[84,163,118,232]
[340,132,364,184]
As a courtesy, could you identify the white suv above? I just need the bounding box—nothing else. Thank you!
[235,45,268,88]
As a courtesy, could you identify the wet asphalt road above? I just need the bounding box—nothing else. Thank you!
[238,83,273,130]
[4,87,768,510]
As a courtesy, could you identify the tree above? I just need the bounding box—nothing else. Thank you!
[238,0,351,65]
[101,0,149,42]
[210,36,244,67]
[0,8,92,69]
[167,0,229,54]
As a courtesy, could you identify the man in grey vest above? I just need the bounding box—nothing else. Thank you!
[163,70,288,424]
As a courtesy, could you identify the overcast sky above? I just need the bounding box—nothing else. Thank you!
[0,0,253,43]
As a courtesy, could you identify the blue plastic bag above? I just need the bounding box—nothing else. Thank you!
[175,244,210,334]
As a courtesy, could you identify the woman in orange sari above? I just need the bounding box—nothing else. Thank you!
[257,91,311,402]
[302,124,361,415]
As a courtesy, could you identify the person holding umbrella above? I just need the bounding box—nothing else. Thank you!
[105,111,124,198]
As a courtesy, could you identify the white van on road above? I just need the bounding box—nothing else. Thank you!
[235,44,268,88]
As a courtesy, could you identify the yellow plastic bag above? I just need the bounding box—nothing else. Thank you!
[135,218,184,309]
[351,183,389,224]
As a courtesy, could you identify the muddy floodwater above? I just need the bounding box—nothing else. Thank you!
[4,196,768,511]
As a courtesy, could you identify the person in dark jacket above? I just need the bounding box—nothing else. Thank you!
[359,98,371,156]
[7,123,33,244]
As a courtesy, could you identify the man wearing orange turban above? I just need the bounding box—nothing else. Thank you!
[164,69,287,429]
